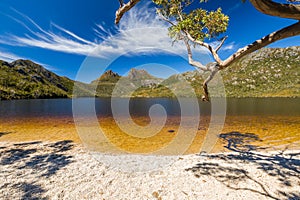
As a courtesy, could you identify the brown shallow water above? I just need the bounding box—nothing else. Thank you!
[0,115,299,154]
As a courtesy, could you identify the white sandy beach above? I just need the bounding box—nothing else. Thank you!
[0,141,299,200]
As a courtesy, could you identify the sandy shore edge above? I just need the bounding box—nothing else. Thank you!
[0,141,299,200]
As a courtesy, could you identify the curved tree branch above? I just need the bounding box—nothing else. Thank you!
[250,0,300,20]
[184,31,223,64]
[183,37,208,71]
[115,0,141,24]
[118,0,124,7]
[220,21,300,69]
[216,36,228,53]
[157,11,176,26]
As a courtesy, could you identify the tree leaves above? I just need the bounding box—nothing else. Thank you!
[153,0,229,41]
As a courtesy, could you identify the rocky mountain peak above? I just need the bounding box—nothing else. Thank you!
[127,68,154,80]
[91,70,121,84]
[100,70,120,79]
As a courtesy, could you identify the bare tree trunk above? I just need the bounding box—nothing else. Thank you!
[202,69,218,101]
[115,0,141,24]
[219,21,300,69]
[250,0,300,20]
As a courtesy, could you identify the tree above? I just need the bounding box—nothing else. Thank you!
[115,0,300,101]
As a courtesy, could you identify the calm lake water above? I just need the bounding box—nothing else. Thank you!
[0,98,299,118]
[0,98,299,154]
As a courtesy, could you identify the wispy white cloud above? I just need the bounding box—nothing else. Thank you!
[0,51,21,62]
[0,9,98,56]
[209,40,238,52]
[221,42,237,51]
[0,49,57,71]
[0,4,236,61]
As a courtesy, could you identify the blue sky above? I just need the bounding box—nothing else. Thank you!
[0,0,299,83]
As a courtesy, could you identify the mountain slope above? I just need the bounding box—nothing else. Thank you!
[127,68,156,80]
[0,59,91,100]
[90,70,121,97]
[92,68,163,97]
[132,46,300,98]
[222,46,300,97]
[1,46,299,99]
[91,70,121,84]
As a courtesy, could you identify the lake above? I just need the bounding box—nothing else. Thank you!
[0,98,299,154]
[1,97,299,117]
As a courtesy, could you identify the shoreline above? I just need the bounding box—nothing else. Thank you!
[0,141,299,199]
[1,96,300,101]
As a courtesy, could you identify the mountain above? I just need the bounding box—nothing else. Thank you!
[90,70,121,97]
[91,70,120,84]
[127,68,163,88]
[221,46,300,97]
[1,46,299,99]
[131,46,300,98]
[92,68,162,97]
[0,59,91,100]
[127,68,155,80]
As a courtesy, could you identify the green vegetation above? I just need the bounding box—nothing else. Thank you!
[90,70,121,97]
[0,59,91,100]
[0,46,299,100]
[132,46,300,98]
[222,46,300,97]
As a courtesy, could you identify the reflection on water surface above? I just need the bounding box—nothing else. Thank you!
[0,98,299,154]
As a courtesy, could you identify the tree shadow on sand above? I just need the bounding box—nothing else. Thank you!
[186,131,300,200]
[18,140,74,177]
[0,132,12,137]
[1,140,74,177]
[12,182,48,200]
[0,140,75,199]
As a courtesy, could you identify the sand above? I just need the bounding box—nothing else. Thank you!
[0,141,299,200]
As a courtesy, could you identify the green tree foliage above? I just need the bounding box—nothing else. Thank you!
[153,0,229,41]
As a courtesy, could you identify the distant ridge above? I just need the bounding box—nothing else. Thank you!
[0,59,91,100]
[1,46,299,99]
[128,46,300,98]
